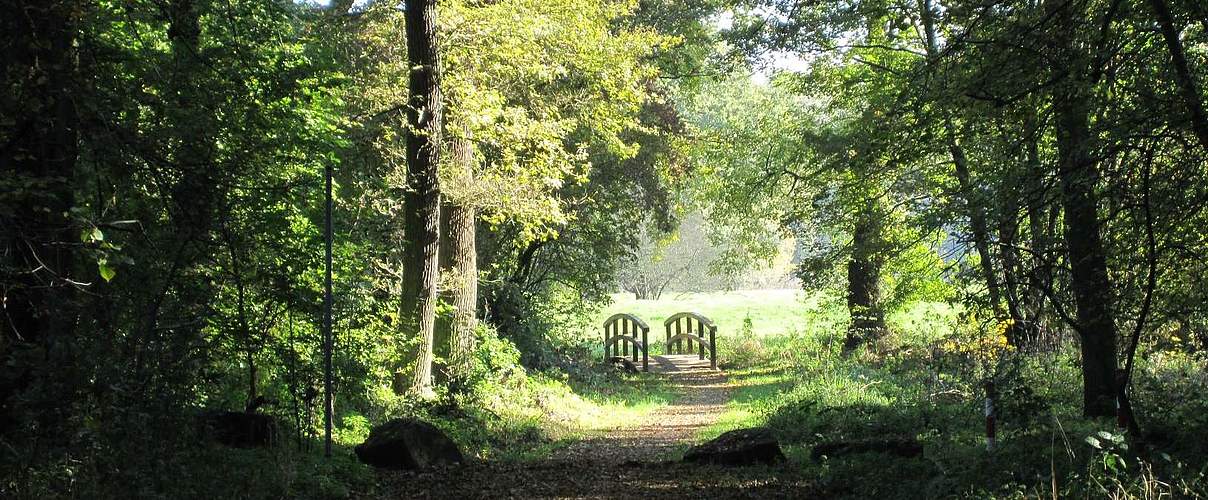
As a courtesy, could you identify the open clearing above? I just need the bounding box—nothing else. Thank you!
[599,289,814,338]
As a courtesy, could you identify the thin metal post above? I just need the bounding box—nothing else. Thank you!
[984,380,996,452]
[323,161,334,458]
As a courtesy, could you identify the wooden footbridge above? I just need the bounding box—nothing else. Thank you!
[602,312,718,372]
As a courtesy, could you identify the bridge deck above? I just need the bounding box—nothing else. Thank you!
[649,353,717,373]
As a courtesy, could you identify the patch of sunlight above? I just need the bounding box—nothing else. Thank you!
[696,367,795,441]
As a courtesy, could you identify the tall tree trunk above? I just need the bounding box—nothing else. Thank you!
[435,133,478,388]
[843,201,886,353]
[402,0,443,396]
[0,0,79,346]
[1023,125,1052,347]
[0,0,79,431]
[918,0,1008,326]
[997,174,1026,346]
[168,0,217,238]
[949,133,1009,324]
[1146,0,1208,149]
[443,205,477,385]
[1049,0,1119,417]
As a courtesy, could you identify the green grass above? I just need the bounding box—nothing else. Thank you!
[599,289,817,338]
[594,289,1206,497]
[599,289,956,344]
[698,366,795,438]
[680,329,1208,499]
[428,369,678,463]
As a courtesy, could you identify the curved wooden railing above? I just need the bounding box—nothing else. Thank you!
[664,312,717,369]
[603,313,650,372]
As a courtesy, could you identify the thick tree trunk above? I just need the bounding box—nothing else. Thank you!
[443,202,476,383]
[0,1,79,432]
[1023,128,1052,347]
[168,0,218,239]
[436,134,477,388]
[0,0,79,347]
[0,0,79,437]
[843,203,886,353]
[402,0,443,396]
[1146,0,1208,149]
[1049,1,1119,416]
[1057,142,1119,415]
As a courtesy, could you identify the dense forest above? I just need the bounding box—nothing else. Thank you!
[2,0,1207,498]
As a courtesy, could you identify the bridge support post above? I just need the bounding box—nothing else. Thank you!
[622,321,629,357]
[674,320,682,354]
[631,323,638,364]
[641,328,649,372]
[709,326,717,369]
[603,325,611,360]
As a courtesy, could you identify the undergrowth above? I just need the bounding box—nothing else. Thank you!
[2,323,674,500]
[699,326,1208,499]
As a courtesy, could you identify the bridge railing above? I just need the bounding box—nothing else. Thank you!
[664,312,717,369]
[603,313,649,372]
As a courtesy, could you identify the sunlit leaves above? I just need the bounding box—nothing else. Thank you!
[438,0,670,242]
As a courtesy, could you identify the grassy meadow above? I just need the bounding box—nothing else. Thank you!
[599,289,812,338]
[598,289,957,365]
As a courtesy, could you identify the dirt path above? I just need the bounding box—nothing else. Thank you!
[370,355,813,499]
[551,354,731,463]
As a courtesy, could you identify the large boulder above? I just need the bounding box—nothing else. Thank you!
[355,418,464,470]
[199,411,276,448]
[683,427,786,466]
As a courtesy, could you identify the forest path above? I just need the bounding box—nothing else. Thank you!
[371,355,813,499]
[550,354,730,463]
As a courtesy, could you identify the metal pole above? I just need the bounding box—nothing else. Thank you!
[1115,369,1129,430]
[984,380,996,452]
[323,161,334,458]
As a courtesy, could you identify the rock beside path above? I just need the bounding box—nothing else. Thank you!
[683,427,786,466]
[355,418,464,470]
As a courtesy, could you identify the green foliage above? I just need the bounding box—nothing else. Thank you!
[692,307,1208,499]
[0,0,720,495]
[440,0,670,240]
[8,0,1208,496]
